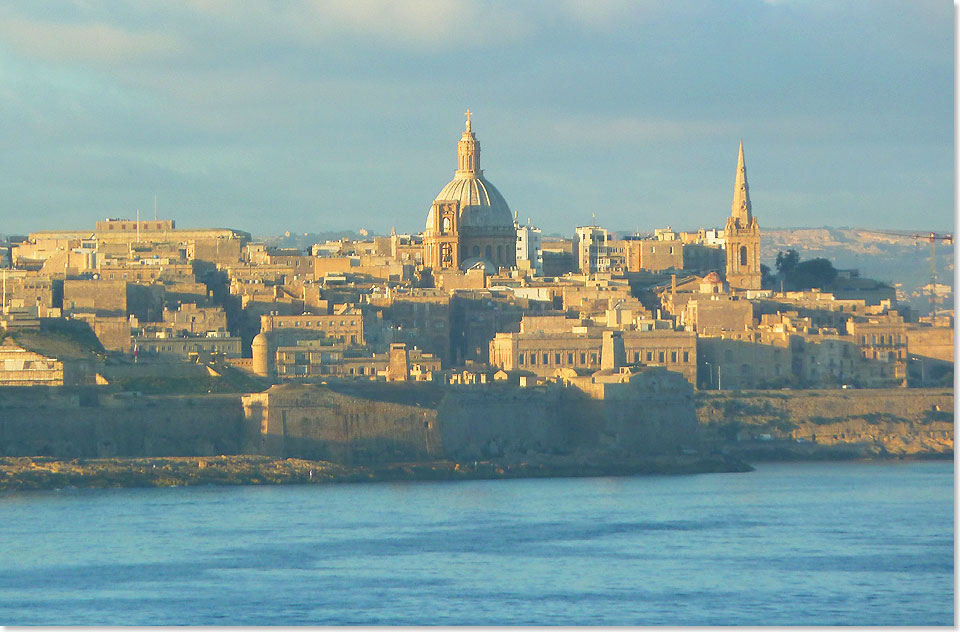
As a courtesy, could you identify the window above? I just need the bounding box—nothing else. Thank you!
[580,353,586,364]
[530,353,537,365]
[518,354,525,365]
[671,351,677,362]
[590,353,597,364]
[739,246,748,266]
[543,353,549,364]
[646,351,652,362]
[555,352,561,364]
[568,353,574,364]
[659,351,665,363]
[683,351,689,362]
[634,352,640,362]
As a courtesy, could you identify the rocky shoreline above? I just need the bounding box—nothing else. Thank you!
[0,454,753,492]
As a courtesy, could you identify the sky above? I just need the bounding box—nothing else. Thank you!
[0,0,953,237]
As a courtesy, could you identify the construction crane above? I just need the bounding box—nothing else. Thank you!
[853,228,953,318]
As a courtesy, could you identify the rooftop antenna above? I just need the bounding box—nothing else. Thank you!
[136,209,141,243]
[592,211,597,226]
[154,195,158,221]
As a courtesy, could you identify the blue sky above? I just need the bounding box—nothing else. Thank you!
[0,0,953,237]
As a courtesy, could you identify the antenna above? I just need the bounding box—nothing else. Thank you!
[154,195,158,221]
[136,209,140,243]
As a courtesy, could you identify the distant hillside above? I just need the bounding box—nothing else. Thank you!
[761,227,954,316]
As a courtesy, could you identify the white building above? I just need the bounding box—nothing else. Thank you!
[515,220,543,276]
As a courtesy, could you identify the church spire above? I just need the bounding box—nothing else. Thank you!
[456,109,481,176]
[730,139,752,225]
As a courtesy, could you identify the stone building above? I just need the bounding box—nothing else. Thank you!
[625,237,684,272]
[259,307,365,346]
[132,332,242,360]
[489,324,697,385]
[267,340,440,381]
[423,111,517,273]
[724,141,762,290]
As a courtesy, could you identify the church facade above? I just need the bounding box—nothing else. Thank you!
[423,111,517,273]
[724,140,762,290]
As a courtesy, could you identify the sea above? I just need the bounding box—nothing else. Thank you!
[0,460,953,626]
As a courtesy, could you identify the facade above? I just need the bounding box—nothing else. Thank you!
[489,327,697,385]
[423,112,517,273]
[626,237,684,272]
[260,308,365,346]
[515,221,543,275]
[133,333,242,360]
[272,340,440,381]
[574,226,612,273]
[724,141,762,290]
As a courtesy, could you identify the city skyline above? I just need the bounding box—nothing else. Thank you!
[0,0,953,236]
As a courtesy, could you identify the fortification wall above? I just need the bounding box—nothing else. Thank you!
[0,389,244,458]
[696,388,953,455]
[242,384,441,464]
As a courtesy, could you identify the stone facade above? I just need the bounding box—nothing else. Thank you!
[489,328,697,385]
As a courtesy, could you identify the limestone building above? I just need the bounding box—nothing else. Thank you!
[724,141,762,290]
[423,111,517,273]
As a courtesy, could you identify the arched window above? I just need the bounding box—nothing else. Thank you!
[485,245,492,260]
[497,245,503,262]
[442,216,451,233]
[472,245,480,257]
[740,245,748,266]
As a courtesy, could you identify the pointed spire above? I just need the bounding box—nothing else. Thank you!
[731,139,752,224]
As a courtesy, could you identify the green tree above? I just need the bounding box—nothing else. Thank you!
[788,257,838,290]
[775,249,800,276]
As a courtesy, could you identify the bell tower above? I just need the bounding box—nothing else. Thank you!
[724,140,762,290]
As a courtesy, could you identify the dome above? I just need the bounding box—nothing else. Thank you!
[431,176,513,230]
[427,111,514,231]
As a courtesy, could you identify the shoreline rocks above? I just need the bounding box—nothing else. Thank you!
[0,454,752,493]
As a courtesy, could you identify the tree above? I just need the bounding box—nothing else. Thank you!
[760,263,776,289]
[788,257,838,290]
[775,249,800,276]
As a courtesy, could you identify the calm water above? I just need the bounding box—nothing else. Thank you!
[0,461,953,625]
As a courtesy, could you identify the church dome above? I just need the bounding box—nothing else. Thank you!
[432,177,512,229]
[427,111,513,231]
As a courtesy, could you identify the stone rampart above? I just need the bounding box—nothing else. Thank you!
[696,388,953,455]
[0,388,244,458]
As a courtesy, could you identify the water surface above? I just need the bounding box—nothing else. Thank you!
[0,461,952,625]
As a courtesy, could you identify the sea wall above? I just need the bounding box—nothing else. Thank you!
[240,371,701,465]
[241,383,443,464]
[0,387,244,458]
[696,388,954,456]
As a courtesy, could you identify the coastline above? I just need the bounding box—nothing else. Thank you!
[0,454,753,493]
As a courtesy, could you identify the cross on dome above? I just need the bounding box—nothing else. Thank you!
[464,109,472,131]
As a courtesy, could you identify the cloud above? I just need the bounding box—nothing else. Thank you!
[180,0,531,51]
[0,16,182,62]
